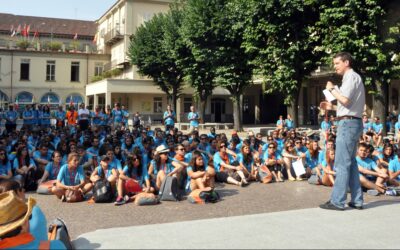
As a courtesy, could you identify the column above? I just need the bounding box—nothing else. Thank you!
[105,92,112,108]
[94,94,99,108]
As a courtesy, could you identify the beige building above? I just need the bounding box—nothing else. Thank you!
[0,13,110,111]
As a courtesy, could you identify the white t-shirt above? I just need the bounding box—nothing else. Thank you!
[78,108,90,120]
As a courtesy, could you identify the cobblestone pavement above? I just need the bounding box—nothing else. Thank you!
[28,181,396,240]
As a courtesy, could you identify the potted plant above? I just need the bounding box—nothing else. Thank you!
[49,41,62,51]
[16,40,31,50]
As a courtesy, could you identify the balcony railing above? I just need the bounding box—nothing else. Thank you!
[104,28,124,46]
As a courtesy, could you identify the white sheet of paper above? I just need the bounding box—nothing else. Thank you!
[323,86,340,102]
[292,159,306,177]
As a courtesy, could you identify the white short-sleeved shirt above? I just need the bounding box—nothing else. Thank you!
[337,69,365,118]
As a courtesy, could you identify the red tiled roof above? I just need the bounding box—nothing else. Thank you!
[0,13,96,37]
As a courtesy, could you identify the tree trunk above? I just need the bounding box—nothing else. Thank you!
[290,92,300,128]
[172,87,178,113]
[199,97,207,124]
[232,93,243,132]
[374,81,388,136]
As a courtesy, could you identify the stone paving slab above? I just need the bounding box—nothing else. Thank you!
[74,200,400,249]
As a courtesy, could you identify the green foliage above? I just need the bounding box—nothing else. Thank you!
[241,0,322,105]
[128,11,185,109]
[181,0,255,130]
[316,0,400,86]
[48,41,62,51]
[16,39,30,49]
[69,40,80,51]
[91,75,103,83]
[110,68,122,77]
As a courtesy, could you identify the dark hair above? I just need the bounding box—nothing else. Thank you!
[0,179,22,194]
[126,154,142,178]
[241,141,253,166]
[16,146,31,169]
[0,148,8,165]
[189,150,205,172]
[333,52,354,68]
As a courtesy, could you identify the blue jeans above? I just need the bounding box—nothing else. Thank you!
[330,119,363,208]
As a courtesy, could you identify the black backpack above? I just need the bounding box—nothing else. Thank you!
[158,176,181,201]
[93,179,114,203]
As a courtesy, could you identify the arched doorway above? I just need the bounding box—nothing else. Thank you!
[41,92,60,110]
[66,94,84,109]
[0,91,9,110]
[15,91,34,111]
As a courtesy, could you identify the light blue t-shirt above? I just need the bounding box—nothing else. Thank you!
[30,206,48,241]
[57,164,85,186]
[44,162,62,180]
[188,112,199,127]
[163,111,176,126]
[372,123,382,133]
[389,158,400,181]
[0,161,11,176]
[213,152,235,172]
[236,153,253,172]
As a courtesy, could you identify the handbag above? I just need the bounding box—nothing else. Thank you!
[65,189,84,203]
[134,192,159,206]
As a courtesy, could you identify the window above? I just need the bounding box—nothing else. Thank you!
[71,62,80,82]
[20,59,30,80]
[94,63,103,76]
[0,57,2,80]
[46,60,55,81]
[153,97,162,113]
[183,98,192,113]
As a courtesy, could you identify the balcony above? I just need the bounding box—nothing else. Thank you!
[104,28,124,46]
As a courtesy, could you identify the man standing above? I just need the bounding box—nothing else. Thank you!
[320,52,365,211]
[4,104,18,133]
[188,105,200,132]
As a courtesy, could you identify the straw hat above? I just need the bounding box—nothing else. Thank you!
[0,191,36,237]
[155,145,169,154]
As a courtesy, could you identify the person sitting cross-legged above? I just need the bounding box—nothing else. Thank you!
[356,143,389,196]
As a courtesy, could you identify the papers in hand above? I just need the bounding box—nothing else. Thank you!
[323,86,340,102]
[292,159,306,177]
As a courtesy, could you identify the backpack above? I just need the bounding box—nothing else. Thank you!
[48,218,74,250]
[158,176,180,201]
[188,189,220,204]
[93,179,114,203]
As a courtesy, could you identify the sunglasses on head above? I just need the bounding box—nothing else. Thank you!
[220,145,226,148]
[268,146,276,149]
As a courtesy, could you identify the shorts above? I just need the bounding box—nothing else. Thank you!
[215,171,229,183]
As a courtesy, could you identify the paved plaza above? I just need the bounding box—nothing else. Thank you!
[28,181,399,249]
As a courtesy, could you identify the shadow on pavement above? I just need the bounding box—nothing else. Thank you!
[363,199,400,210]
[73,237,101,249]
[217,188,239,198]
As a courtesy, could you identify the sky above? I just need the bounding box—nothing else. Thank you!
[0,0,117,21]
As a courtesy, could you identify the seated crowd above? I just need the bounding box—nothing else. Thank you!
[1,106,399,210]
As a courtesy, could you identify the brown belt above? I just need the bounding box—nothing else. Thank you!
[336,116,361,121]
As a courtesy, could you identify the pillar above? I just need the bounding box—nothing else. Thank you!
[106,92,112,108]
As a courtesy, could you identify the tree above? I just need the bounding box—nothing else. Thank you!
[317,0,400,135]
[128,13,185,111]
[181,0,254,131]
[241,0,322,127]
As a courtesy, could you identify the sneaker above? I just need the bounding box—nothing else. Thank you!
[114,196,126,206]
[123,195,131,203]
[385,189,397,196]
[61,195,66,202]
[367,189,379,196]
[319,201,345,211]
